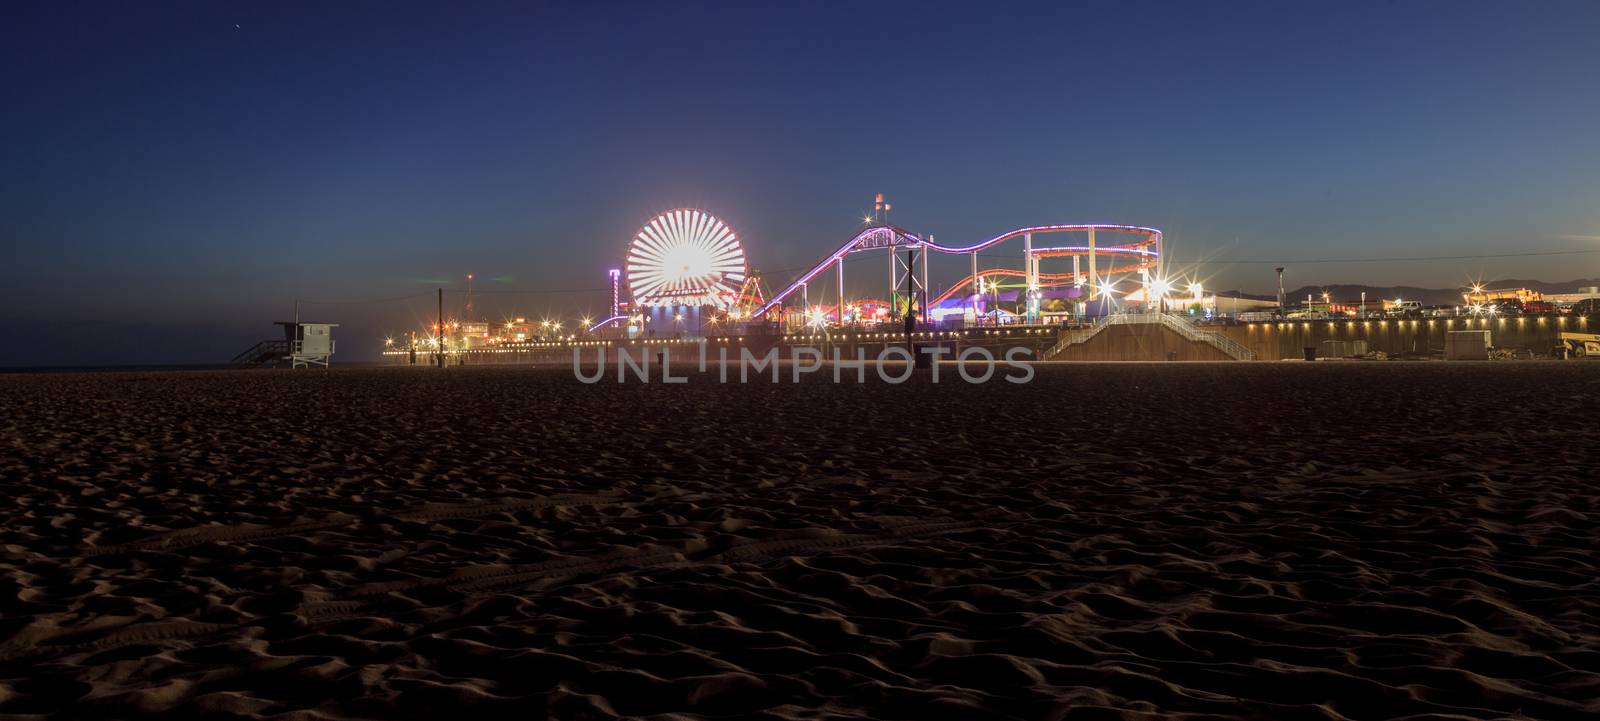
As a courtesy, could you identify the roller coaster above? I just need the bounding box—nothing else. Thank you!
[753,222,1162,323]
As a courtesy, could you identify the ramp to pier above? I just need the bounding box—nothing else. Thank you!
[1046,314,1254,361]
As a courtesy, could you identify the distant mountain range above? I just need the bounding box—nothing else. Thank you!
[1216,279,1600,306]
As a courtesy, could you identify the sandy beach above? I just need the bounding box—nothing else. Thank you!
[1,363,1597,719]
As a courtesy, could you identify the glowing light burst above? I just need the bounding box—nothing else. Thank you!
[626,209,747,308]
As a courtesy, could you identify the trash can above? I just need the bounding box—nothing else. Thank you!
[1303,347,1316,361]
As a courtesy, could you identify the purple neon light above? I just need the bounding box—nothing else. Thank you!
[753,223,1162,318]
[1031,245,1158,256]
[922,224,1161,254]
[751,226,913,318]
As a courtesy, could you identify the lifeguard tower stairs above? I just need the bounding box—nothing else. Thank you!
[233,322,339,368]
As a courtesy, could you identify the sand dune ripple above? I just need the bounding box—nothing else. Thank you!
[2,364,1598,719]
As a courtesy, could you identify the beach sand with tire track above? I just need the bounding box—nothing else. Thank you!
[2,363,1598,719]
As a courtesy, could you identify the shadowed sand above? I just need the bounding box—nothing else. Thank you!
[1,364,1598,719]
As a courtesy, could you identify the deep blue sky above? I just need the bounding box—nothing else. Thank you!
[3,1,1598,365]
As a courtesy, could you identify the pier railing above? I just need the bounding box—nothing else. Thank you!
[1152,314,1255,360]
[1044,315,1112,358]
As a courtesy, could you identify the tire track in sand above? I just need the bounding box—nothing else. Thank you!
[5,492,632,661]
[79,492,626,556]
[302,514,999,621]
[7,513,1000,662]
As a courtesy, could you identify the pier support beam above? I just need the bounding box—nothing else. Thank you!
[920,244,929,324]
[1088,227,1099,301]
[888,244,897,321]
[1024,232,1037,322]
[1073,255,1082,320]
[970,251,979,321]
[837,259,845,325]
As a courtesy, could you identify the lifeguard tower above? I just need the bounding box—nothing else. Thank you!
[232,321,339,368]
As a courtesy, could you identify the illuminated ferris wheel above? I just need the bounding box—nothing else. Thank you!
[626,209,747,308]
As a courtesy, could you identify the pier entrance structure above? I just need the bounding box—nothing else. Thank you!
[753,223,1161,326]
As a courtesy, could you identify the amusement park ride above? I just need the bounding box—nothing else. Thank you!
[424,195,1173,348]
[590,194,1166,334]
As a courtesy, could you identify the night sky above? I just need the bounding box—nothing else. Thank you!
[3,1,1598,366]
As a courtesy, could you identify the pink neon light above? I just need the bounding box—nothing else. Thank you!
[587,314,627,332]
[753,224,1162,318]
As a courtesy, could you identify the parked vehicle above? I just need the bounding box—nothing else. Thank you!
[1423,305,1460,318]
[1571,298,1600,316]
[1523,300,1559,315]
[1557,332,1600,358]
[1388,300,1424,317]
[1488,298,1526,316]
[1471,298,1523,316]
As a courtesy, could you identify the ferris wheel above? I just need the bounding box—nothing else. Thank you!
[626,209,747,308]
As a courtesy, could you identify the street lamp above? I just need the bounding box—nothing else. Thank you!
[1149,279,1173,307]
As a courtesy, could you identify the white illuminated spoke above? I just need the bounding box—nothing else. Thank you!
[627,209,747,308]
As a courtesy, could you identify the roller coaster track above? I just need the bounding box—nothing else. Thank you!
[754,224,1162,318]
[928,269,1080,308]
